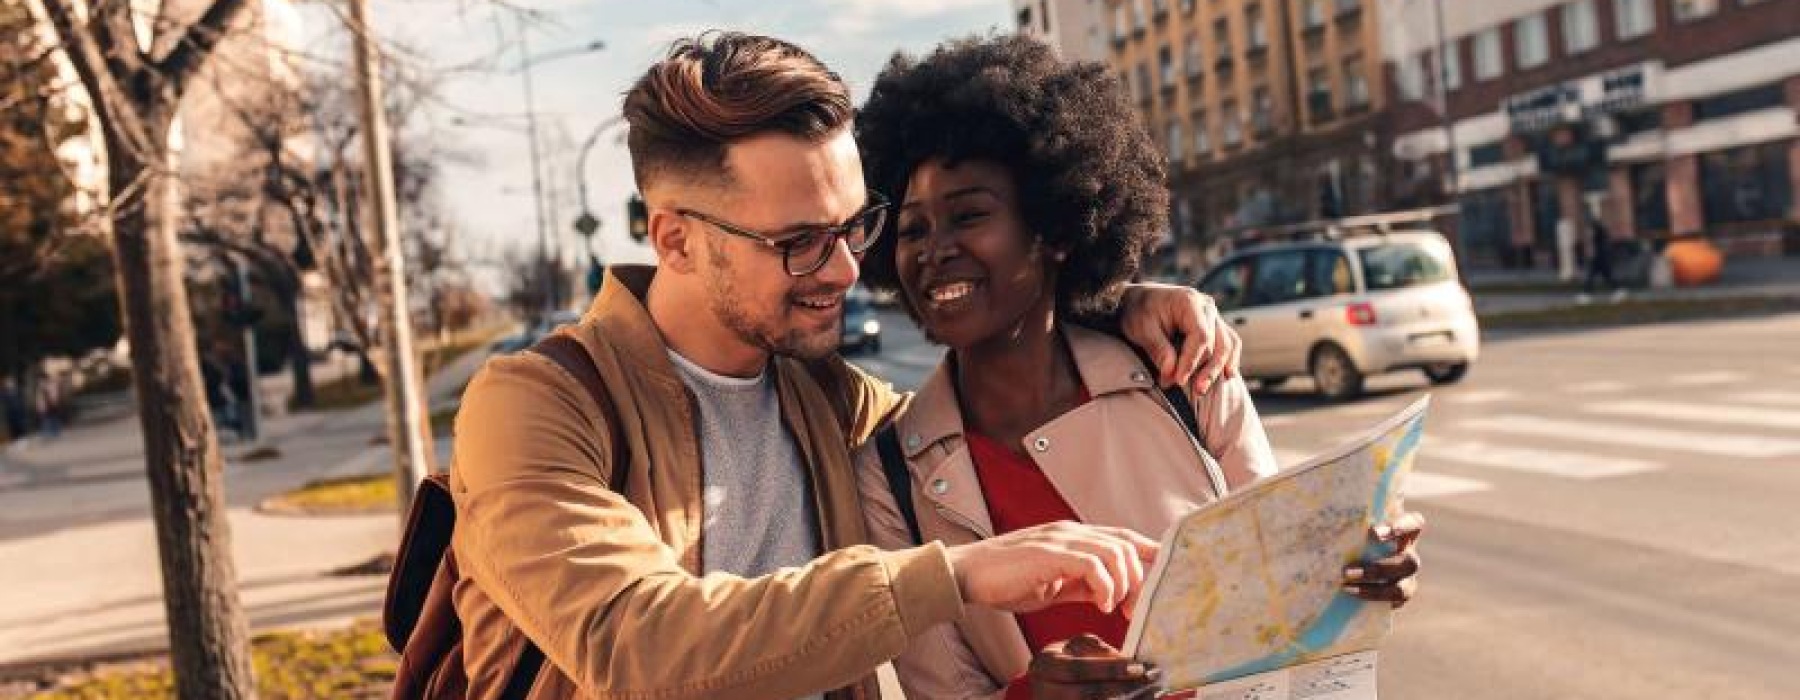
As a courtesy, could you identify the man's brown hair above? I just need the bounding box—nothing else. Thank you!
[623,32,853,191]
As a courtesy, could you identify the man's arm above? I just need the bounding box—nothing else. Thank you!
[453,354,959,699]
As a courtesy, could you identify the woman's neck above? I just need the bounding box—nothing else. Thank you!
[951,311,1083,451]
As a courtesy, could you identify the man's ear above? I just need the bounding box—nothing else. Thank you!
[648,208,698,274]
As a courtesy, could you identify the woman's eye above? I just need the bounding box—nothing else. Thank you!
[953,211,988,226]
[897,223,927,240]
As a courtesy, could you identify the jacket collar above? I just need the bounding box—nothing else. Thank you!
[585,264,685,389]
[896,324,1160,459]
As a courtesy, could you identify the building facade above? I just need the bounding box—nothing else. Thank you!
[1384,0,1800,269]
[1014,0,1114,63]
[1103,0,1393,277]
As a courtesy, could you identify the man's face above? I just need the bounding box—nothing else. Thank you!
[689,129,868,360]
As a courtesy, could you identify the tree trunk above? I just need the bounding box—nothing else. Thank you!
[110,114,257,699]
[283,285,314,409]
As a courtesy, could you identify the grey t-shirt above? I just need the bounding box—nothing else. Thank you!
[667,351,823,580]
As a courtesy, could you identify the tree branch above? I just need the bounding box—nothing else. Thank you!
[36,0,145,152]
[88,0,147,81]
[156,0,252,98]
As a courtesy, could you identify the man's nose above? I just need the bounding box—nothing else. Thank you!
[812,235,860,287]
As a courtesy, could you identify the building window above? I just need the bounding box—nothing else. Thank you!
[1112,5,1129,42]
[1132,0,1147,32]
[1152,0,1168,18]
[1437,43,1462,91]
[1119,69,1133,101]
[1018,6,1033,31]
[1630,162,1670,233]
[1159,45,1176,89]
[1700,141,1792,224]
[1558,1,1598,54]
[1185,34,1204,78]
[1515,14,1549,69]
[1308,67,1333,120]
[1180,0,1195,14]
[1251,87,1273,134]
[1247,5,1267,51]
[1168,120,1185,162]
[1614,0,1656,39]
[1303,0,1326,29]
[1344,57,1368,108]
[1136,63,1153,102]
[1336,0,1360,14]
[1040,0,1050,32]
[1473,28,1503,80]
[1398,54,1427,101]
[1214,19,1232,61]
[1694,83,1787,121]
[1467,141,1507,168]
[1673,0,1719,22]
[1222,100,1243,146]
[1193,111,1212,153]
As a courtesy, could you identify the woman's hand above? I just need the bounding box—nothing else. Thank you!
[1117,283,1242,396]
[1028,634,1164,700]
[1343,511,1426,607]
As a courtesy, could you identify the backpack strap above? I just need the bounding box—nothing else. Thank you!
[874,423,924,546]
[1161,385,1203,444]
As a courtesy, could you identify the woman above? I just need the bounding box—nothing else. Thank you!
[852,36,1422,699]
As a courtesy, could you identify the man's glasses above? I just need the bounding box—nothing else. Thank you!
[676,191,891,277]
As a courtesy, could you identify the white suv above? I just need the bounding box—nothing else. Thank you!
[1196,231,1480,400]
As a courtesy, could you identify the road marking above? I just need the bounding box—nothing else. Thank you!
[1731,391,1800,407]
[1564,380,1630,394]
[1460,415,1800,459]
[1585,400,1800,431]
[1423,437,1661,479]
[1667,371,1748,386]
[1261,414,1300,427]
[1446,389,1516,405]
[1403,472,1491,499]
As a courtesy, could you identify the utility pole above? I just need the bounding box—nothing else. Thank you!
[1429,0,1468,268]
[349,0,433,508]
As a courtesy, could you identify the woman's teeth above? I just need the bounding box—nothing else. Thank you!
[930,282,975,303]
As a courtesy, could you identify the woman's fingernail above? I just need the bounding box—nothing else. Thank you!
[1344,567,1364,581]
[1342,585,1360,595]
[1373,524,1393,539]
[1126,663,1147,676]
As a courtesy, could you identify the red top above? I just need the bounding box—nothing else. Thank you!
[965,389,1130,699]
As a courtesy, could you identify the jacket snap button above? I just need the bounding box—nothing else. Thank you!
[931,479,950,495]
[906,434,922,449]
[1033,437,1051,452]
[1130,370,1149,383]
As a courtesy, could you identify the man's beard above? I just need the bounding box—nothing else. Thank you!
[705,252,842,360]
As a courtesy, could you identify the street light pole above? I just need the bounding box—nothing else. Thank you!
[515,16,553,316]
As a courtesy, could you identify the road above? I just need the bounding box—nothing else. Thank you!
[851,308,1800,699]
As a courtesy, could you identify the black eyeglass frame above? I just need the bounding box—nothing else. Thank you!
[675,191,891,277]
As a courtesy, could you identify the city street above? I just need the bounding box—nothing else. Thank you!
[853,308,1800,699]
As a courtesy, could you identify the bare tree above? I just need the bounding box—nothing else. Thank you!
[35,0,258,694]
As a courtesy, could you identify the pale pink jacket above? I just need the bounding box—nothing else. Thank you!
[855,324,1278,699]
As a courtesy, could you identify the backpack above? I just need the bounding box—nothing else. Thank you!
[872,382,1222,545]
[383,333,620,699]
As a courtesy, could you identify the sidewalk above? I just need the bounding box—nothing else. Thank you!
[1470,255,1800,315]
[0,345,490,669]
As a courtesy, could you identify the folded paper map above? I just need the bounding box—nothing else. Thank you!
[1122,396,1430,695]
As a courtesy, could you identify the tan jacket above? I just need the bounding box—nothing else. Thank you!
[451,265,964,700]
[855,325,1277,699]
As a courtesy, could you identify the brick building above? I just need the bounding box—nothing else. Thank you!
[1384,0,1800,269]
[1103,0,1394,277]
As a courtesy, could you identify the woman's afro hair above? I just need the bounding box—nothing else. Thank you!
[855,34,1168,319]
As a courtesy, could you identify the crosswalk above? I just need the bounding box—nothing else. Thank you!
[1264,377,1800,503]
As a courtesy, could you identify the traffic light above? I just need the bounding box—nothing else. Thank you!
[627,194,648,242]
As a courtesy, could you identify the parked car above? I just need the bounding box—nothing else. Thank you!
[488,309,583,356]
[840,286,882,355]
[1195,230,1479,400]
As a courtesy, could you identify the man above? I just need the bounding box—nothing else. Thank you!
[451,32,1240,700]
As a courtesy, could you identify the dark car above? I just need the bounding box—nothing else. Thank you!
[839,286,882,355]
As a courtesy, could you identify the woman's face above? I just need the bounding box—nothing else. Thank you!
[894,158,1057,349]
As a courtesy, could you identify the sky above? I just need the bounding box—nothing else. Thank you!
[304,0,1013,293]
